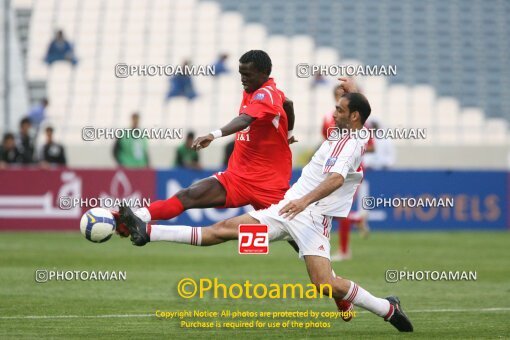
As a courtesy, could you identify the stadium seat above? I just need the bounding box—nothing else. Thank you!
[19,0,508,147]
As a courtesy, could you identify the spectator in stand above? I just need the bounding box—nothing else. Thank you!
[166,60,197,100]
[40,126,66,167]
[311,72,328,88]
[16,117,36,164]
[0,133,22,168]
[212,53,229,76]
[44,30,78,66]
[175,132,201,169]
[28,98,49,133]
[113,113,150,168]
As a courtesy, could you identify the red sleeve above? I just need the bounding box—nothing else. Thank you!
[241,90,275,119]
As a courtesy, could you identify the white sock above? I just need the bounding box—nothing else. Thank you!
[134,208,151,223]
[344,281,392,319]
[149,224,202,246]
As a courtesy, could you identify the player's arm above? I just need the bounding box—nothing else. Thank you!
[284,98,298,144]
[192,114,255,150]
[338,77,359,93]
[279,173,344,220]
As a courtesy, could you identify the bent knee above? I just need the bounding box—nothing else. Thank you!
[310,275,333,293]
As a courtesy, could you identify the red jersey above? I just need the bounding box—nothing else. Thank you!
[227,78,292,192]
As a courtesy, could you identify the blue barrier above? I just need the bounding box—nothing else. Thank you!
[358,170,508,230]
[155,169,509,230]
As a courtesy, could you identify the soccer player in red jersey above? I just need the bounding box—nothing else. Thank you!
[114,50,305,266]
[113,50,295,231]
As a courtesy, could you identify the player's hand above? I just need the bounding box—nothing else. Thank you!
[192,134,214,151]
[338,77,358,93]
[279,198,308,220]
[288,136,298,144]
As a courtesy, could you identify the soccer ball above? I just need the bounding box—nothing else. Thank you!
[80,208,116,243]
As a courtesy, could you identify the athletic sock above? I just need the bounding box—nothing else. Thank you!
[149,224,202,246]
[339,218,350,255]
[344,281,392,319]
[147,196,185,221]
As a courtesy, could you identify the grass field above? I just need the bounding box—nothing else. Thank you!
[1,231,509,339]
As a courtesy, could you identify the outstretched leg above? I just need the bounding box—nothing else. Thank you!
[145,177,227,221]
[114,177,228,236]
[304,255,413,332]
[120,205,260,247]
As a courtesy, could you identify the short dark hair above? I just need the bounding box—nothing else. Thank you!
[3,132,15,142]
[239,50,272,75]
[186,132,195,140]
[20,117,31,126]
[342,93,371,124]
[46,126,54,133]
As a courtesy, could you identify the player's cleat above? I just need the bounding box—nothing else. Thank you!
[335,299,355,322]
[119,205,149,246]
[111,210,130,237]
[384,296,413,332]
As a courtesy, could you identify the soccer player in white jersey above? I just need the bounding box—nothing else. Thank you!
[120,92,413,332]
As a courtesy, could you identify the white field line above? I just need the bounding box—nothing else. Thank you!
[1,307,510,320]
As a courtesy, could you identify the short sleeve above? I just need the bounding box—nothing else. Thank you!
[323,138,363,178]
[241,89,276,119]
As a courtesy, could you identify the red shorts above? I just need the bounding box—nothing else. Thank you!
[214,171,287,210]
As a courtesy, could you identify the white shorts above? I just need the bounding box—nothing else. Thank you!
[249,199,333,260]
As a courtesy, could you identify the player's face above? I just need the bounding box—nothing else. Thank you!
[239,62,266,93]
[334,97,354,129]
[4,138,15,149]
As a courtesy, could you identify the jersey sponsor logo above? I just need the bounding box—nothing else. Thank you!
[239,224,269,254]
[253,93,265,101]
[325,157,337,167]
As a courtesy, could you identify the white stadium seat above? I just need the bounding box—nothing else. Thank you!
[20,0,507,149]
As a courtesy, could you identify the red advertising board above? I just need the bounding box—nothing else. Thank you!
[0,168,156,230]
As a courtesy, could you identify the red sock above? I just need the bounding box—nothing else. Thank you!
[339,218,351,255]
[147,196,185,221]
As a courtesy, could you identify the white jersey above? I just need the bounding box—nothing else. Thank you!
[284,128,369,217]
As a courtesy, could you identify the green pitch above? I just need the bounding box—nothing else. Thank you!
[1,231,509,339]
